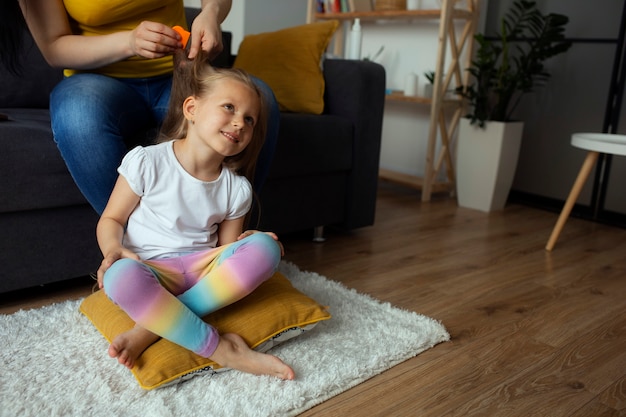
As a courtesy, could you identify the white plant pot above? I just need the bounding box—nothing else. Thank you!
[423,83,433,98]
[455,118,524,212]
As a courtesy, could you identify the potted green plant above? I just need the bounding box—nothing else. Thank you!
[455,0,571,212]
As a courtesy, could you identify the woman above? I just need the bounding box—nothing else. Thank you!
[3,0,277,214]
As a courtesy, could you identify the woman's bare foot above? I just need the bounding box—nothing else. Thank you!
[210,333,295,380]
[108,325,160,369]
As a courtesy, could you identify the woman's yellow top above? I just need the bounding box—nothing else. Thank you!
[63,0,187,78]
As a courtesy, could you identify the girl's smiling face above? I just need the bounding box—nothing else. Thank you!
[184,78,260,158]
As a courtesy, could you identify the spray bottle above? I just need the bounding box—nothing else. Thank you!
[347,18,362,60]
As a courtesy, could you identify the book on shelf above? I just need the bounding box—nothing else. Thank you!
[319,0,341,13]
[316,0,373,13]
[350,0,373,12]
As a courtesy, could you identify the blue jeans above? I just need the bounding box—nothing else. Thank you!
[50,73,279,214]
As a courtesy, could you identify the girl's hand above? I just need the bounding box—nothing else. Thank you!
[238,230,285,257]
[129,21,181,59]
[96,247,140,290]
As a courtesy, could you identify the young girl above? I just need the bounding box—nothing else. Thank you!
[95,52,294,381]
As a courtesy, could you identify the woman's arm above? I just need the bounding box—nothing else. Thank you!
[188,0,233,59]
[19,0,181,69]
[201,0,232,23]
[96,176,141,287]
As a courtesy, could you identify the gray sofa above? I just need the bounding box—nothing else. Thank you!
[0,13,385,294]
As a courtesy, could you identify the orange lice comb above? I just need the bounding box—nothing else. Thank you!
[172,26,191,49]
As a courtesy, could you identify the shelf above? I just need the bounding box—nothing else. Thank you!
[385,91,462,105]
[379,168,453,193]
[314,9,474,21]
[386,92,431,104]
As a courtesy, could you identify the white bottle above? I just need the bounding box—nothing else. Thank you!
[407,0,420,10]
[347,18,362,60]
[404,72,418,97]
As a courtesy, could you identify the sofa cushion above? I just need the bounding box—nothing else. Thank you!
[233,20,339,115]
[268,113,353,179]
[256,174,347,234]
[0,207,101,293]
[0,109,87,213]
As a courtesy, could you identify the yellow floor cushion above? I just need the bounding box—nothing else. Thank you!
[80,271,331,389]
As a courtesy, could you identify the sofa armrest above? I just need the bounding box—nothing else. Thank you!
[323,59,386,229]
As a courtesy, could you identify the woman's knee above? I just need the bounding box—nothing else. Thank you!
[50,74,152,144]
[51,75,117,134]
[250,76,279,191]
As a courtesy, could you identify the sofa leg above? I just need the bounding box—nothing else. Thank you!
[312,226,326,243]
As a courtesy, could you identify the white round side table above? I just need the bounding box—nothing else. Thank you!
[546,132,626,251]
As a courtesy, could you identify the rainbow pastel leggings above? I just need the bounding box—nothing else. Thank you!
[103,232,281,358]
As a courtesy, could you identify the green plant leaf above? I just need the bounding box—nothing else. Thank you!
[457,0,572,126]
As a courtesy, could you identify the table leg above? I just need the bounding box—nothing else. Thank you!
[546,151,599,251]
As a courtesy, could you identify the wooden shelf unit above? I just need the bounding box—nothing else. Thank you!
[307,0,481,202]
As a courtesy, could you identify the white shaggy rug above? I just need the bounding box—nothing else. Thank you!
[0,262,449,417]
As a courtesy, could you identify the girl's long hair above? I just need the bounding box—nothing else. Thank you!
[0,1,28,75]
[159,49,268,188]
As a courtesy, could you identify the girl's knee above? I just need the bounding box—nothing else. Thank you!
[245,233,281,268]
[217,233,281,276]
[103,258,148,300]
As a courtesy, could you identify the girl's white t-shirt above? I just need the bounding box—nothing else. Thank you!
[118,141,252,260]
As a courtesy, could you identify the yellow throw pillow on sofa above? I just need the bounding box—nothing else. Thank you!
[233,20,339,114]
[80,271,330,390]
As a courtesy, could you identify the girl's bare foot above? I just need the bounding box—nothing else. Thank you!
[108,325,160,369]
[211,333,295,380]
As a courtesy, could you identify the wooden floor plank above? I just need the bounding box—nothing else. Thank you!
[569,402,622,417]
[597,374,626,412]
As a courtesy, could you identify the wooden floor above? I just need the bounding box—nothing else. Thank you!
[2,182,626,416]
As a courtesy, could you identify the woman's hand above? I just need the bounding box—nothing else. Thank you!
[238,230,285,257]
[96,247,140,290]
[129,21,181,59]
[187,0,231,60]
